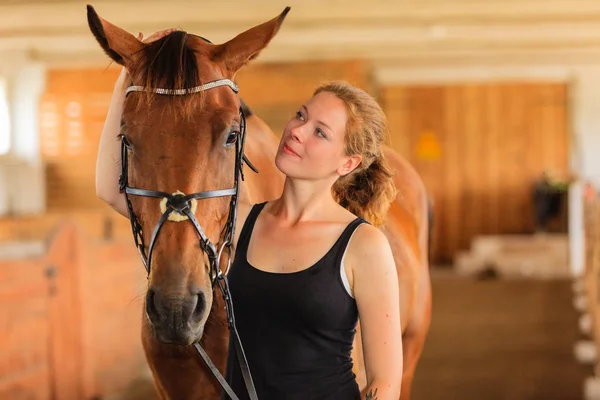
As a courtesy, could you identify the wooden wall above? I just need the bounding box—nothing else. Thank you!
[40,68,121,211]
[0,222,147,399]
[236,60,372,136]
[381,82,570,263]
[0,253,51,399]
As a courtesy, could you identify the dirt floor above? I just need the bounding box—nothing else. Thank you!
[114,273,591,399]
[412,272,591,400]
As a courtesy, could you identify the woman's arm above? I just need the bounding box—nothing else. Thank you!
[350,224,403,400]
[95,67,129,217]
[95,29,177,217]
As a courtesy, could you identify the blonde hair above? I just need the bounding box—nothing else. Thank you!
[314,81,397,226]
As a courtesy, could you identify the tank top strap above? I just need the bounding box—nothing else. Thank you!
[331,217,369,264]
[235,201,268,256]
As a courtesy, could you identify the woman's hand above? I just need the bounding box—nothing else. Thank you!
[138,28,179,43]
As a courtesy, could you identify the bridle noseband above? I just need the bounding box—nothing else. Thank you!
[119,77,259,400]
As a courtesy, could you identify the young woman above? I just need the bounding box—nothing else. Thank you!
[223,82,403,400]
[97,31,402,400]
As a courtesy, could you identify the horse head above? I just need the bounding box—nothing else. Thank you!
[87,5,289,346]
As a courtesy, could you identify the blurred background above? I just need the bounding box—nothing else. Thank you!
[1,0,599,399]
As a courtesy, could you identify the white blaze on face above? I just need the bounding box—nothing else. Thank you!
[160,191,198,222]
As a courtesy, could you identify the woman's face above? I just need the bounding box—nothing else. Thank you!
[275,91,361,181]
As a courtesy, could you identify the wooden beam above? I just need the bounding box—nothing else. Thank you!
[3,1,600,67]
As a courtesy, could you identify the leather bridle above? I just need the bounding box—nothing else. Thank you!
[119,77,259,400]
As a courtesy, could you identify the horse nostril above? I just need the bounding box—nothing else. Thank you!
[193,292,206,319]
[146,288,159,321]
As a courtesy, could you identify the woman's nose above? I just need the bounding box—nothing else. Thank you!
[290,125,304,143]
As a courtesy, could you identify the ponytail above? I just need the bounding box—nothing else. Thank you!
[332,154,397,227]
[315,81,397,226]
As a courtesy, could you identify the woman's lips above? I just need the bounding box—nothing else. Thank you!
[283,143,300,157]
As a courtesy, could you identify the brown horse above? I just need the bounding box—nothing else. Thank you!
[87,5,431,400]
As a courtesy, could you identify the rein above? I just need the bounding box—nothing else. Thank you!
[119,77,259,400]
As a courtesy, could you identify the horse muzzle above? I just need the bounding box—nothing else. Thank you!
[145,287,208,346]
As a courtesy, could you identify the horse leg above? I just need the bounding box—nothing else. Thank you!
[400,262,432,400]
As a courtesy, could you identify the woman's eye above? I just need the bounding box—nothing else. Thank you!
[316,129,326,139]
[296,111,305,121]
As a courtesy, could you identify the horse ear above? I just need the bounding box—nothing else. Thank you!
[86,5,144,66]
[213,7,290,76]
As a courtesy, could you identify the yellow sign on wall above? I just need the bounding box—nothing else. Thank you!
[415,131,442,161]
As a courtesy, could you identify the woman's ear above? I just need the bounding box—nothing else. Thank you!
[338,154,363,177]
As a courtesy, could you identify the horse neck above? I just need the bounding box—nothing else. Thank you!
[241,114,285,204]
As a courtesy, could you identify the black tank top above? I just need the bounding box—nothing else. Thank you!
[223,202,366,400]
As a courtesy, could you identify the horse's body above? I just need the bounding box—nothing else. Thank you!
[88,6,430,399]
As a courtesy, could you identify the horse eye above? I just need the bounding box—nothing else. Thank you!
[225,130,239,146]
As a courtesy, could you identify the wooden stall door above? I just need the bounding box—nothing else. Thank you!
[0,255,52,400]
[46,222,86,399]
[0,222,85,399]
[382,82,570,263]
[79,239,148,398]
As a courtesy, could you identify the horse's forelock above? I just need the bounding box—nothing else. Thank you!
[131,31,206,117]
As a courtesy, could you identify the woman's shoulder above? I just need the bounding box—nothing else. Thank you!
[345,221,395,272]
[349,222,390,253]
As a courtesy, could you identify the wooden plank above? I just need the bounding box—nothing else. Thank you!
[0,217,149,399]
[236,60,371,106]
[380,86,411,157]
[485,84,502,235]
[46,222,85,400]
[236,60,371,136]
[45,68,121,94]
[0,212,132,243]
[80,240,148,398]
[443,85,462,263]
[0,257,51,400]
[41,69,122,211]
[381,82,570,262]
[462,84,484,247]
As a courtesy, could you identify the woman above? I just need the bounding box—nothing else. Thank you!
[97,31,402,400]
[224,82,403,400]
